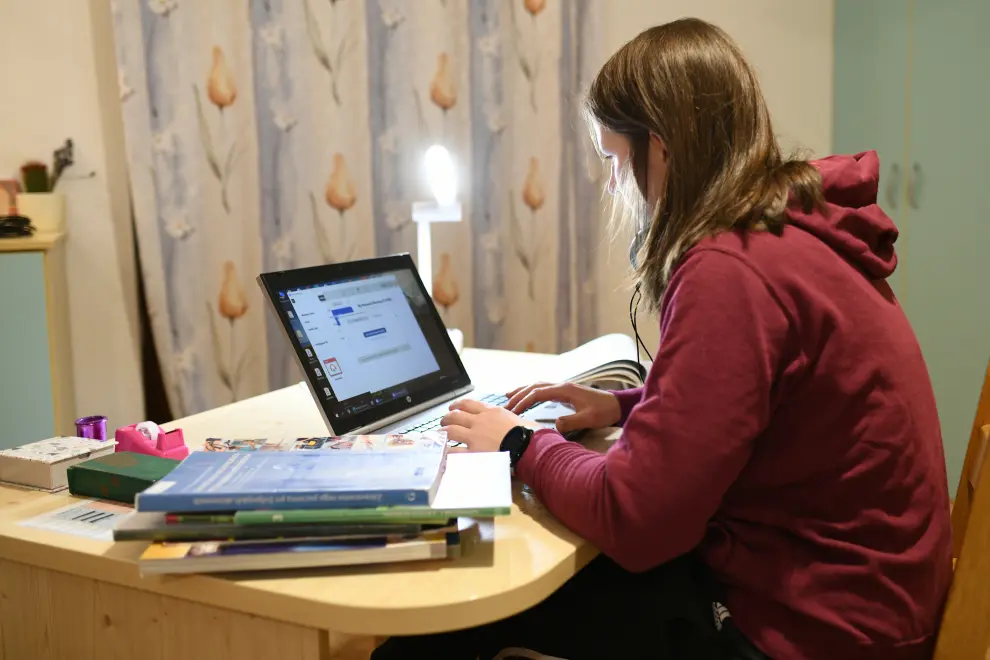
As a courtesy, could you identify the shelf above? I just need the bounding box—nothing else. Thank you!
[0,232,65,253]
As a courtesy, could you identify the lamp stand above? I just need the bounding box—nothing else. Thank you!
[411,200,462,298]
[417,219,434,295]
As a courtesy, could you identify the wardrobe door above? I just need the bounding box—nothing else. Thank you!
[833,0,911,296]
[0,252,55,448]
[905,0,990,486]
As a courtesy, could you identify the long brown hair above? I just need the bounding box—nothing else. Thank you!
[585,18,825,307]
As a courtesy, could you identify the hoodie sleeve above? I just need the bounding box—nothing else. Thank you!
[613,388,644,426]
[515,248,790,572]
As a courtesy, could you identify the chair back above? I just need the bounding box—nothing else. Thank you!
[949,359,990,558]
[933,358,990,659]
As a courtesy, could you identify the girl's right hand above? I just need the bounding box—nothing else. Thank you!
[505,381,622,434]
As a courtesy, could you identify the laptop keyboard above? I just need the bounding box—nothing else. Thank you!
[398,393,510,435]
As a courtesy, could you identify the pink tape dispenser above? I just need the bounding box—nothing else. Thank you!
[114,421,190,460]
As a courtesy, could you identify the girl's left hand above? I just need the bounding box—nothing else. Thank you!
[441,399,541,452]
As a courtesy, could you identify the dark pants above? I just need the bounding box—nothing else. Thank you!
[372,553,769,660]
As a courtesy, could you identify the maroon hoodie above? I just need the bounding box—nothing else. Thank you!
[516,151,953,660]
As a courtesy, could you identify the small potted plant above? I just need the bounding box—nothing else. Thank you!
[17,139,75,233]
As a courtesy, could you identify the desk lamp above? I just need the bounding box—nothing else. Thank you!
[412,145,462,296]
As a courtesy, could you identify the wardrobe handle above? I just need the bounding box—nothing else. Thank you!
[885,163,901,210]
[907,162,923,210]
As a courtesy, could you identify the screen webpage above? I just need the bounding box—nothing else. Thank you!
[290,273,440,401]
[279,270,459,424]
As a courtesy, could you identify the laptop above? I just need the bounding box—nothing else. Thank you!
[257,254,563,438]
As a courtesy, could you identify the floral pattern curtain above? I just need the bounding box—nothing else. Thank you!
[111,0,604,417]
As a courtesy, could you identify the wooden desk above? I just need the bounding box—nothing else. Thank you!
[0,349,603,660]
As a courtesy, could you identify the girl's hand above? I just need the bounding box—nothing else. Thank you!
[441,399,540,453]
[505,382,622,433]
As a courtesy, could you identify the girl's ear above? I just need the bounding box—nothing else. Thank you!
[649,133,668,164]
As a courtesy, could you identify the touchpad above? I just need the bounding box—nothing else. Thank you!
[519,401,588,440]
[519,400,575,423]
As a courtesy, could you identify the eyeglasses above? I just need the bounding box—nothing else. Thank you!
[0,214,35,238]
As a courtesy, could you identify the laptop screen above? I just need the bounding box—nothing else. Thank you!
[258,255,471,434]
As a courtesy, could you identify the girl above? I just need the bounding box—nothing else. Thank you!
[374,18,952,660]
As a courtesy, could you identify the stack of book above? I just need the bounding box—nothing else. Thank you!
[116,431,512,575]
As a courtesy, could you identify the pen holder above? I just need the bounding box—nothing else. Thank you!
[16,192,65,233]
[114,424,190,461]
[75,415,108,440]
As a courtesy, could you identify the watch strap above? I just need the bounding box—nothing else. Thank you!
[500,425,534,468]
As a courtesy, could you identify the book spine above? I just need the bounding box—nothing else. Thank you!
[68,469,145,505]
[136,487,432,513]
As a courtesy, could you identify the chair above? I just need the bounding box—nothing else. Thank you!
[492,650,566,660]
[933,358,990,659]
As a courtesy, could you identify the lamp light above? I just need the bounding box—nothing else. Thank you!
[424,144,457,206]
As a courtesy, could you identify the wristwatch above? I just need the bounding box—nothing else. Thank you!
[500,425,535,469]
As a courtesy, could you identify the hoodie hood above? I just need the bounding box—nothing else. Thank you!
[785,151,898,279]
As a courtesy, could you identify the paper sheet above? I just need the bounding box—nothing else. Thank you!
[19,500,134,541]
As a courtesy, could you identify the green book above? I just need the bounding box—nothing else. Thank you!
[67,451,180,505]
[233,507,495,525]
[166,513,237,524]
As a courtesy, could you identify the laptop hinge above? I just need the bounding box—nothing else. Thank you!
[338,384,476,435]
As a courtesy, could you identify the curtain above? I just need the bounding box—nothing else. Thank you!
[111,0,604,417]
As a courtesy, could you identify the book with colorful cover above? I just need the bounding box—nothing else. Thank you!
[200,431,447,453]
[135,442,448,513]
[137,525,462,575]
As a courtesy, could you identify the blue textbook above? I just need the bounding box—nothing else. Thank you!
[134,446,448,513]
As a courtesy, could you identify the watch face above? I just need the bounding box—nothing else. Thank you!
[500,426,522,450]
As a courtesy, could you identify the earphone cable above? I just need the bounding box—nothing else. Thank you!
[630,282,654,365]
